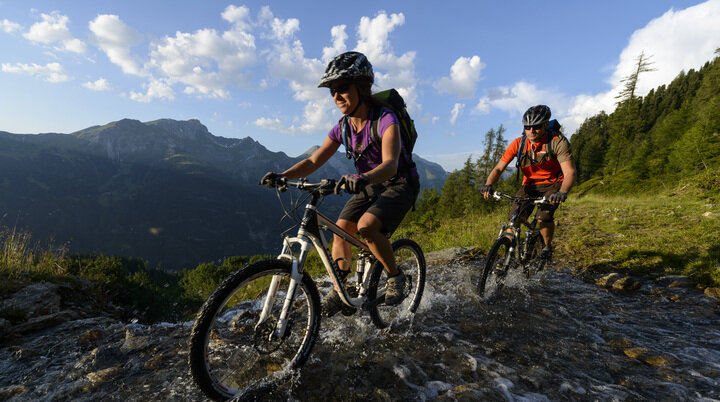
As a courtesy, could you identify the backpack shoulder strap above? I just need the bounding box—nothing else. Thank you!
[370,115,381,147]
[515,134,527,182]
[341,116,352,160]
[546,130,554,159]
[516,134,527,167]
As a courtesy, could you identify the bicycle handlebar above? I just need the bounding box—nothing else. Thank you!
[282,178,338,195]
[492,191,549,205]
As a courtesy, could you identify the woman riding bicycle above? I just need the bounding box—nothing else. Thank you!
[260,51,420,316]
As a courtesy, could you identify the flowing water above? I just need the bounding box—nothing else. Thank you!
[2,249,719,401]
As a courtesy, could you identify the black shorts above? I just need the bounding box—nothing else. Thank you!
[338,177,419,236]
[509,181,562,222]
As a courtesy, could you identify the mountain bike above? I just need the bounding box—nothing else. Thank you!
[188,178,426,401]
[477,191,550,297]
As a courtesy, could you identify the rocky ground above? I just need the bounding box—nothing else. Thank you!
[1,248,719,401]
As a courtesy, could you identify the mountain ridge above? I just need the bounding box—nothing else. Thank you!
[0,118,447,270]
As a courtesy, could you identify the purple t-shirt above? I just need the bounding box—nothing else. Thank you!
[328,106,416,179]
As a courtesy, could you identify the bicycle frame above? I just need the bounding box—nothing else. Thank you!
[493,192,545,264]
[258,179,380,339]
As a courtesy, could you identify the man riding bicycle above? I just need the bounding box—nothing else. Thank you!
[260,51,420,316]
[480,105,576,260]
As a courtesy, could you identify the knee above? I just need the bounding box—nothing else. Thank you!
[538,218,555,226]
[356,224,373,239]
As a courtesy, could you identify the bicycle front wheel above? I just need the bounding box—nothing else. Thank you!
[188,259,321,401]
[478,237,515,297]
[368,238,426,329]
[523,232,546,277]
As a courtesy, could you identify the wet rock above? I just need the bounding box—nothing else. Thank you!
[427,247,473,264]
[78,329,106,348]
[520,366,551,389]
[10,309,81,334]
[595,273,640,290]
[612,276,641,291]
[595,273,622,287]
[704,287,720,300]
[0,282,63,320]
[608,338,633,349]
[656,275,694,288]
[0,385,25,399]
[623,347,673,367]
[85,365,121,391]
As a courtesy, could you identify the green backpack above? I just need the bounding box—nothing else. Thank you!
[341,88,417,171]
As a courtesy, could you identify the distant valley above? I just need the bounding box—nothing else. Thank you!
[0,118,447,270]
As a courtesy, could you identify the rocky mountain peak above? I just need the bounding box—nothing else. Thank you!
[146,118,210,140]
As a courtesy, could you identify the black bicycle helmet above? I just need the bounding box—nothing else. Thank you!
[318,51,374,88]
[522,105,552,126]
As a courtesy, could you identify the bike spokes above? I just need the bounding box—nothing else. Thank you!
[189,261,320,401]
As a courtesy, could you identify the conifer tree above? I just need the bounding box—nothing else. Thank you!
[616,51,657,106]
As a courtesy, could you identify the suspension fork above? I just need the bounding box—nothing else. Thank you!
[255,234,312,339]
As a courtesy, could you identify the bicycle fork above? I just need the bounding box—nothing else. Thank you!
[255,236,310,340]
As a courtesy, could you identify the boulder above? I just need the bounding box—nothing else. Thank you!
[704,287,720,300]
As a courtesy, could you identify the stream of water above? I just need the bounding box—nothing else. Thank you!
[2,250,719,401]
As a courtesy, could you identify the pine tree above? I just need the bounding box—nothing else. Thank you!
[616,51,657,106]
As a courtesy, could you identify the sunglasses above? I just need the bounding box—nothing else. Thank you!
[524,124,544,130]
[329,83,352,96]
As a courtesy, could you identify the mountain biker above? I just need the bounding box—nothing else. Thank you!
[480,105,576,260]
[260,51,420,316]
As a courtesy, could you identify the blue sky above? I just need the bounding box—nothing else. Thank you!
[1,1,718,171]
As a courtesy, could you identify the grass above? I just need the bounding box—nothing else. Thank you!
[0,227,68,286]
[394,207,510,257]
[2,172,718,325]
[394,175,720,289]
[556,192,720,287]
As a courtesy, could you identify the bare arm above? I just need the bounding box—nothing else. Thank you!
[363,123,400,183]
[281,136,341,179]
[559,159,576,194]
[481,160,509,198]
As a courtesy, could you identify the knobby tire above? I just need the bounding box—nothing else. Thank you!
[368,238,426,329]
[188,259,321,401]
[478,236,514,297]
[523,232,546,277]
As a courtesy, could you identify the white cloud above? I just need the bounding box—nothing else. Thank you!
[356,12,420,114]
[254,117,289,133]
[82,78,112,91]
[322,25,348,62]
[434,55,485,99]
[450,103,464,126]
[1,19,21,33]
[221,5,252,30]
[475,81,567,117]
[23,12,86,53]
[563,0,720,134]
[256,10,420,136]
[129,78,174,102]
[1,61,68,82]
[469,1,720,136]
[89,14,144,75]
[268,17,300,41]
[146,6,257,99]
[257,7,331,134]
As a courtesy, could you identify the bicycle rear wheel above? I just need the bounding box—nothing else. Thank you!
[523,232,546,277]
[189,259,321,401]
[478,237,515,297]
[368,238,426,329]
